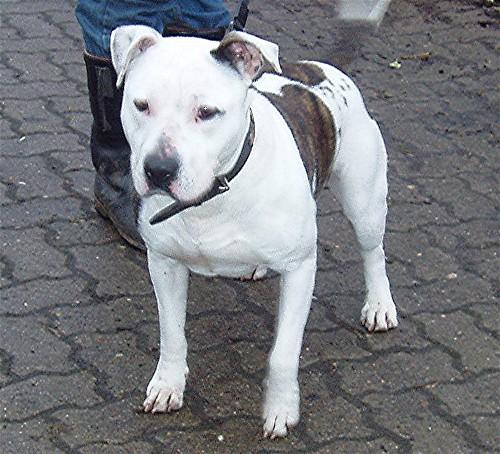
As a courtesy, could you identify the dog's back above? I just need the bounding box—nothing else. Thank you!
[252,61,367,196]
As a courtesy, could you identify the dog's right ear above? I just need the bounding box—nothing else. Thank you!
[111,25,162,88]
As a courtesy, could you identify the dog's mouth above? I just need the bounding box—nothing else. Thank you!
[148,175,230,225]
[143,178,214,204]
[143,185,174,199]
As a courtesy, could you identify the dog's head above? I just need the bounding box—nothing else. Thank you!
[110,25,281,203]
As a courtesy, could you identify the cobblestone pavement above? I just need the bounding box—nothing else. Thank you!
[1,0,498,452]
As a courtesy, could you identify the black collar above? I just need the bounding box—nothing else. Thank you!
[149,112,255,225]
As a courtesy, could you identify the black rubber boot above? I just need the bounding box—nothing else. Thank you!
[84,52,145,250]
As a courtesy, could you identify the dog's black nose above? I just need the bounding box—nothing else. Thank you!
[144,155,179,190]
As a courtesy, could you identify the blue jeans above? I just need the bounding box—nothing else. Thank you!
[76,0,230,58]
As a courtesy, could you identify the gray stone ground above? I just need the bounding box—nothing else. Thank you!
[1,0,498,452]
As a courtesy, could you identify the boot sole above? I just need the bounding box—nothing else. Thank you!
[94,198,146,252]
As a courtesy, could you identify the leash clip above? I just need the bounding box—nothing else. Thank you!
[226,0,249,34]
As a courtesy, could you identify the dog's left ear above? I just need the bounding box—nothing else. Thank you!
[111,25,162,88]
[211,31,281,82]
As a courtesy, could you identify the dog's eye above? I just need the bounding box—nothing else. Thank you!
[197,105,221,121]
[134,99,149,113]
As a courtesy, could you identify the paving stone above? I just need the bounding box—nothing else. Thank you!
[465,171,498,197]
[2,424,65,454]
[306,298,340,331]
[1,196,85,228]
[362,391,475,453]
[153,421,308,453]
[455,246,498,284]
[63,167,94,199]
[187,311,272,350]
[79,441,156,454]
[0,316,73,376]
[53,399,202,448]
[411,246,461,283]
[70,244,152,297]
[186,276,246,315]
[430,371,499,417]
[51,296,154,336]
[4,0,71,13]
[317,213,359,265]
[386,201,458,232]
[73,330,153,399]
[339,350,459,395]
[193,369,262,421]
[0,117,17,139]
[0,36,77,52]
[315,261,365,300]
[189,347,262,413]
[66,111,93,136]
[6,13,65,39]
[0,260,10,289]
[0,373,101,421]
[0,81,82,101]
[229,340,268,376]
[361,317,431,352]
[48,96,90,118]
[0,227,69,281]
[217,416,307,451]
[302,328,372,365]
[50,217,120,247]
[0,181,11,205]
[0,276,90,315]
[3,52,66,83]
[315,295,367,333]
[314,438,401,453]
[447,219,499,249]
[414,312,497,373]
[0,155,68,200]
[396,272,493,315]
[467,302,500,335]
[418,177,497,221]
[0,370,10,386]
[302,371,373,443]
[1,132,84,157]
[49,149,93,174]
[464,415,498,452]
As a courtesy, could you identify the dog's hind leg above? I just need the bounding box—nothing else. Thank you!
[143,251,190,413]
[332,117,398,332]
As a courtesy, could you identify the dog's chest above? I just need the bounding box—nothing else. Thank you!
[169,222,261,276]
[149,225,271,277]
[142,194,315,277]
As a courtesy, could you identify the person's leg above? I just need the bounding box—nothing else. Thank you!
[75,0,231,249]
[162,0,230,38]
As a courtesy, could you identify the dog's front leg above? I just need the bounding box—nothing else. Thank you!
[143,250,189,413]
[263,248,317,439]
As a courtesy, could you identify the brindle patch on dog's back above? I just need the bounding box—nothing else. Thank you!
[279,61,327,87]
[260,70,336,195]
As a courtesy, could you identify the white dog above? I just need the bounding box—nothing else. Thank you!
[110,25,398,439]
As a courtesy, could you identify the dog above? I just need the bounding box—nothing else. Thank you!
[110,25,398,439]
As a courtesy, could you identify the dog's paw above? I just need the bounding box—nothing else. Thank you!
[360,294,398,332]
[143,365,188,413]
[262,381,299,439]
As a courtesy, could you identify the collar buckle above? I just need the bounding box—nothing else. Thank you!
[217,176,230,192]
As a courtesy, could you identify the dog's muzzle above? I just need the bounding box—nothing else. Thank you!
[144,154,179,193]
